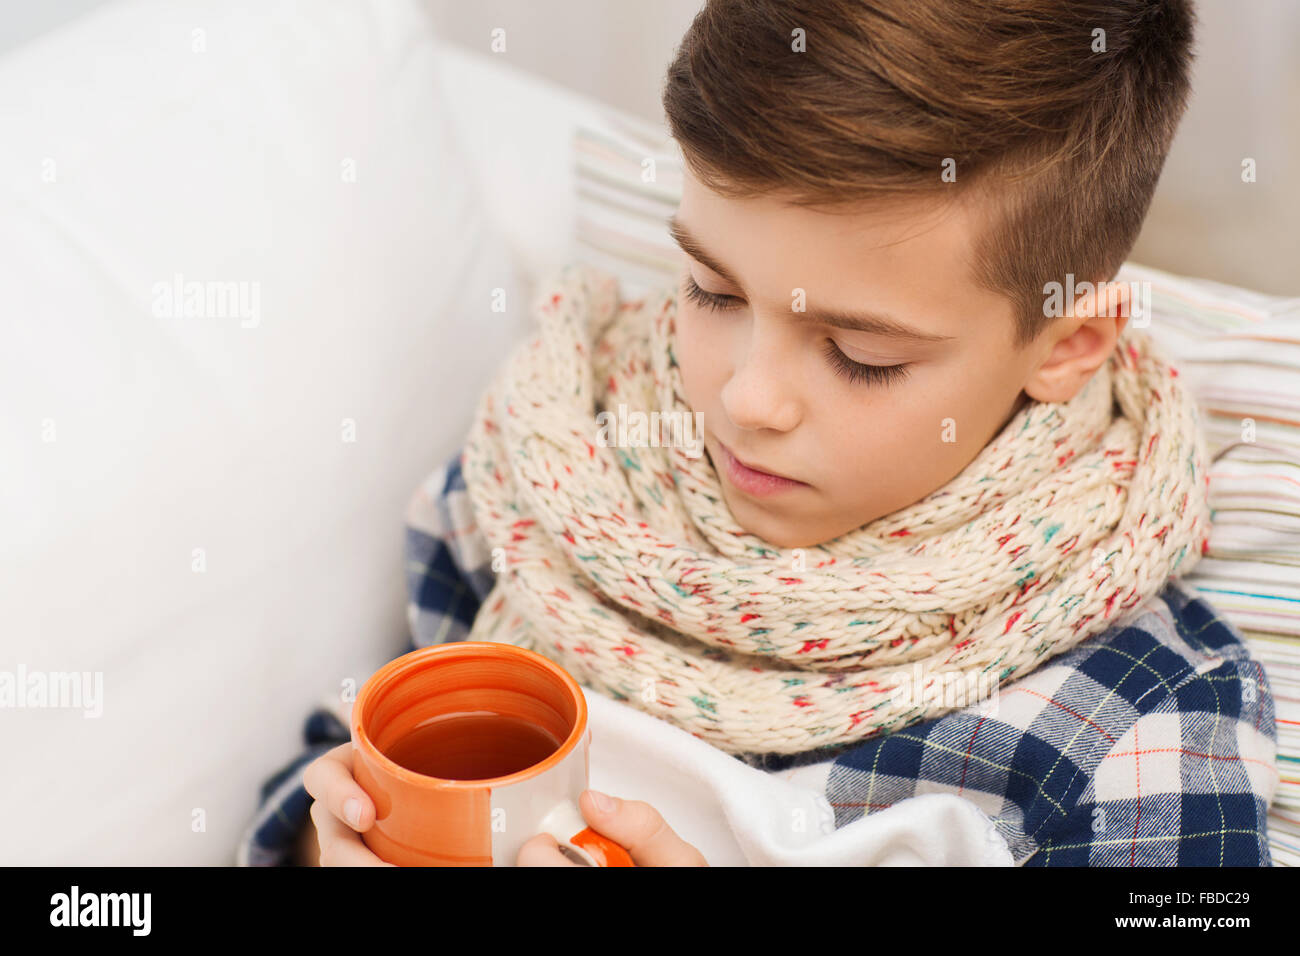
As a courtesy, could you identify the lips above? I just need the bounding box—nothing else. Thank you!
[714,439,808,497]
[720,442,800,482]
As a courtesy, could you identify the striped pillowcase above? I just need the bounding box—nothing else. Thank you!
[570,118,1300,865]
[572,114,682,300]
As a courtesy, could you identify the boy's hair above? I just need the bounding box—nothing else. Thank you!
[661,0,1196,347]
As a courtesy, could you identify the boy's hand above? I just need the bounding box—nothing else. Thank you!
[516,790,709,866]
[300,742,395,867]
[301,746,705,867]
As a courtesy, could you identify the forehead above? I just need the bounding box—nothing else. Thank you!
[675,172,1004,341]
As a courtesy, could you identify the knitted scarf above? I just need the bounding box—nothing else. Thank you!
[461,263,1212,757]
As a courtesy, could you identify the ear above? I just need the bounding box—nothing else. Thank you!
[1023,279,1131,404]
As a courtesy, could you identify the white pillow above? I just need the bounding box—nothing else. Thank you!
[432,43,677,304]
[0,0,527,863]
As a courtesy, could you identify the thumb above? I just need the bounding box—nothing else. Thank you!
[578,790,708,867]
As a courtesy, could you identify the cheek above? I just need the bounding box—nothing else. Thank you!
[825,370,976,490]
[674,305,724,409]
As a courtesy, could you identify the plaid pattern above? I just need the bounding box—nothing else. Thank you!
[818,580,1279,865]
[238,449,1279,866]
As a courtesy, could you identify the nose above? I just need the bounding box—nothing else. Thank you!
[719,316,802,434]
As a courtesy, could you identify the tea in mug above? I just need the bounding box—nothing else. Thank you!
[381,710,563,780]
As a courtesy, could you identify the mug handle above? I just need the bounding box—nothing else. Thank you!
[537,798,636,867]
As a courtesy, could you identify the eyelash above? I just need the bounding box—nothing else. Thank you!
[681,274,912,387]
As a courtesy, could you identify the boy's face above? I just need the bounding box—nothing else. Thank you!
[670,168,1063,549]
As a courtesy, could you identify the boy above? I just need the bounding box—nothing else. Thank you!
[241,0,1277,866]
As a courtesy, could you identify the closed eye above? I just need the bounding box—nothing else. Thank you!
[682,274,911,388]
[682,274,740,311]
[820,340,911,387]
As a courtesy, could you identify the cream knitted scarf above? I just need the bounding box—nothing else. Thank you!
[461,263,1212,756]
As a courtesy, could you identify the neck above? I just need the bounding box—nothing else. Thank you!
[1004,390,1032,429]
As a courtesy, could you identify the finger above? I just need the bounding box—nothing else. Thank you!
[515,832,583,867]
[310,799,395,867]
[302,742,375,833]
[579,791,708,867]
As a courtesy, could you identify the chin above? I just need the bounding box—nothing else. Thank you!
[729,504,825,549]
[770,529,836,549]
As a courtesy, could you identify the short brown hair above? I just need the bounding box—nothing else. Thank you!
[661,0,1196,347]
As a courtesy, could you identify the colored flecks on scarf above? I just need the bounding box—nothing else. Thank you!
[690,694,717,714]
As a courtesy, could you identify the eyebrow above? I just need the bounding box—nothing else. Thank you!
[666,214,955,344]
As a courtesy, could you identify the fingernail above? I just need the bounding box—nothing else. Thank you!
[344,797,362,828]
[588,789,615,813]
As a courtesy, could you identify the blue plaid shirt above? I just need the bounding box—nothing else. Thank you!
[238,450,1279,866]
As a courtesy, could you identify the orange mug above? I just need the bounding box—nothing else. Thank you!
[350,640,634,866]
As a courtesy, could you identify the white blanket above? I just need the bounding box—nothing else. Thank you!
[583,690,1014,866]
